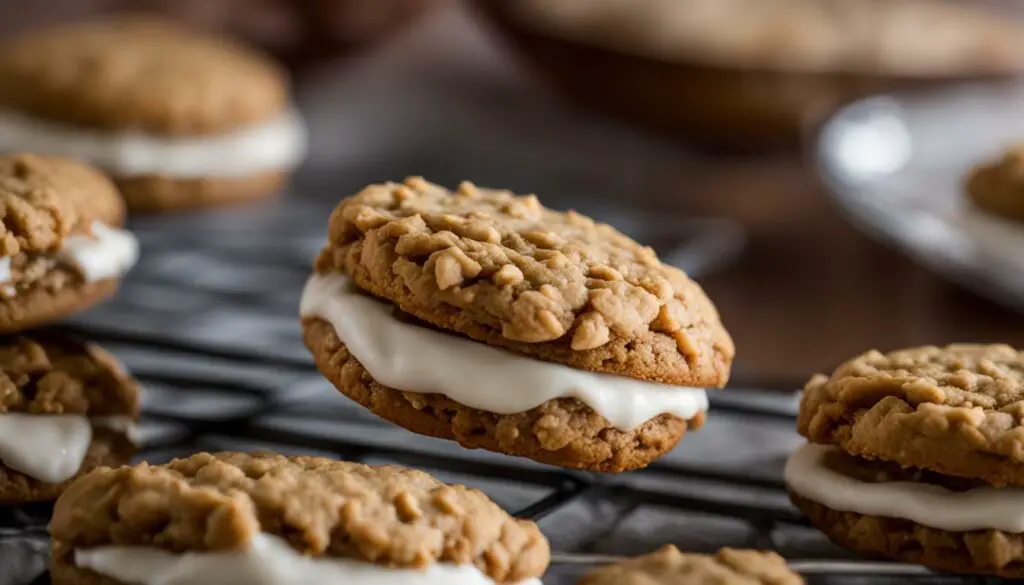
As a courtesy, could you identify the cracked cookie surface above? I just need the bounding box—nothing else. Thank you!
[799,344,1024,486]
[0,154,127,332]
[316,177,733,387]
[576,545,803,585]
[0,154,123,258]
[51,451,549,584]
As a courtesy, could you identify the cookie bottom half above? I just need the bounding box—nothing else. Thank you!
[117,171,287,212]
[790,491,1024,578]
[0,277,118,335]
[0,428,134,504]
[303,317,697,472]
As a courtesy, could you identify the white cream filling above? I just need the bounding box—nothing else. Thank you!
[300,272,708,430]
[59,222,139,283]
[0,413,137,483]
[785,443,1024,533]
[0,109,307,179]
[75,533,542,585]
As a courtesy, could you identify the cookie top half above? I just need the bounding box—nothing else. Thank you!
[51,451,549,583]
[576,545,803,585]
[315,177,734,387]
[0,15,288,136]
[0,332,138,416]
[0,154,124,257]
[798,344,1024,487]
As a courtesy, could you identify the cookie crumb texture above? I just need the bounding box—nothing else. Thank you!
[791,492,1024,578]
[304,318,697,472]
[0,154,123,257]
[799,344,1024,487]
[0,334,138,416]
[0,15,287,136]
[576,545,803,585]
[50,452,550,584]
[966,147,1024,223]
[317,178,734,386]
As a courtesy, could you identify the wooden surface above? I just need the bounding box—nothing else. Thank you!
[671,158,1024,388]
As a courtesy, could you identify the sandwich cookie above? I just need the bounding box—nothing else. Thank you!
[50,451,549,585]
[0,333,139,503]
[788,344,1024,577]
[0,16,307,212]
[0,154,137,332]
[576,545,802,585]
[301,177,734,471]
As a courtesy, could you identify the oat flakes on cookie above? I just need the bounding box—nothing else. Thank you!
[965,146,1024,223]
[0,15,307,212]
[787,344,1024,577]
[301,177,734,472]
[0,332,139,504]
[576,545,802,585]
[50,451,549,585]
[0,154,137,332]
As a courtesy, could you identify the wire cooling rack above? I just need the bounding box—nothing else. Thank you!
[2,173,993,585]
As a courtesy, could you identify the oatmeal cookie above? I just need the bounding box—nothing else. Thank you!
[303,179,727,471]
[0,332,138,503]
[0,154,136,332]
[798,344,1024,486]
[0,15,305,212]
[788,344,1024,577]
[50,452,549,585]
[316,177,733,386]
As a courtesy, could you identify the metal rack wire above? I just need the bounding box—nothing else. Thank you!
[8,186,1004,585]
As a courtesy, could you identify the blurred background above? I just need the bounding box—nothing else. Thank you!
[4,2,1024,583]
[7,0,1024,392]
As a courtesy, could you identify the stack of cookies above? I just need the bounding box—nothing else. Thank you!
[0,153,141,504]
[787,344,1024,577]
[300,177,735,471]
[0,15,307,212]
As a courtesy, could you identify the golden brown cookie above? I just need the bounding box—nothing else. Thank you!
[0,15,305,212]
[798,344,1024,486]
[303,178,729,471]
[50,452,550,585]
[789,344,1024,577]
[0,333,139,504]
[317,177,733,386]
[966,146,1024,223]
[0,154,136,332]
[576,545,803,585]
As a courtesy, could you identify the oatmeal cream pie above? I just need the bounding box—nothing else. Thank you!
[50,452,549,585]
[0,15,307,212]
[965,145,1024,223]
[0,154,137,333]
[787,344,1024,577]
[301,178,734,472]
[0,333,139,504]
[576,545,803,585]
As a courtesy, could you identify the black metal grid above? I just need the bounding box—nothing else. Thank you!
[4,181,1001,585]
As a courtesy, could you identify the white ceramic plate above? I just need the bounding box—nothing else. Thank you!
[817,82,1024,312]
